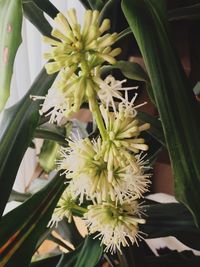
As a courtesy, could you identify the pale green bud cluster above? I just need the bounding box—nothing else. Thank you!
[37,9,122,122]
[44,9,121,76]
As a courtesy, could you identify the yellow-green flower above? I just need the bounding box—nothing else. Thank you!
[43,9,121,78]
[100,104,150,180]
[84,200,145,254]
[58,136,150,203]
[48,188,77,226]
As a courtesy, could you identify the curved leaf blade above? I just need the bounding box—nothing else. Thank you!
[23,1,52,37]
[74,236,103,267]
[23,0,59,19]
[0,68,57,217]
[0,0,22,111]
[142,203,200,250]
[0,173,65,266]
[122,0,200,226]
[114,60,150,82]
[34,123,66,145]
[56,246,83,267]
[57,217,83,248]
[88,0,104,11]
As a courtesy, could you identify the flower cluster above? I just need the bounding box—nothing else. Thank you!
[44,9,120,75]
[32,9,122,124]
[54,98,151,253]
[58,136,150,204]
[84,200,145,254]
[35,8,152,254]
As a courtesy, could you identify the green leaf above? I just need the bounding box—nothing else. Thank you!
[142,203,200,250]
[78,0,104,11]
[101,61,149,82]
[57,217,83,247]
[0,173,65,266]
[88,0,104,11]
[56,245,83,267]
[34,123,67,145]
[0,0,22,111]
[137,111,165,146]
[23,1,52,37]
[0,68,57,217]
[118,252,135,267]
[114,61,150,82]
[99,0,128,33]
[39,140,60,173]
[99,0,116,24]
[122,0,200,226]
[168,4,200,21]
[77,0,91,10]
[74,236,103,267]
[23,0,59,19]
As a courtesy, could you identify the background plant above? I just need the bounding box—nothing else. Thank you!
[0,0,200,266]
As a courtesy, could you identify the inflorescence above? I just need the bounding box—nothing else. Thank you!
[32,8,151,254]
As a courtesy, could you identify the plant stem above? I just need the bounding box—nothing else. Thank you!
[90,97,107,141]
[74,205,88,214]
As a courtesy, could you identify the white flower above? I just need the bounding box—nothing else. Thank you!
[58,136,150,203]
[95,75,138,113]
[117,154,151,200]
[48,188,76,227]
[84,200,145,254]
[31,74,91,123]
[31,87,71,124]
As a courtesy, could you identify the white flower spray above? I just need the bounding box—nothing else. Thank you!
[33,8,152,254]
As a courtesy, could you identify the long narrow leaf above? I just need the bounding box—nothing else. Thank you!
[112,60,150,82]
[0,173,65,266]
[34,123,66,145]
[77,0,91,10]
[57,218,83,248]
[23,1,52,37]
[88,0,104,11]
[137,111,165,146]
[0,0,22,111]
[74,236,103,267]
[39,140,60,173]
[122,0,200,226]
[142,203,200,250]
[23,0,59,19]
[0,69,57,217]
[56,246,83,267]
